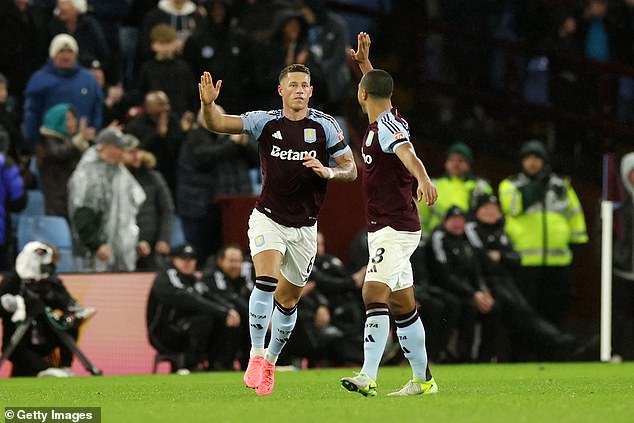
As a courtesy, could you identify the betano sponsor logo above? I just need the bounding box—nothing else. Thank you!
[270,145,317,160]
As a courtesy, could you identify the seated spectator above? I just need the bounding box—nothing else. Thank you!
[67,128,146,271]
[22,34,103,147]
[465,193,594,361]
[201,244,253,370]
[126,91,184,198]
[146,244,240,373]
[124,136,174,271]
[0,241,96,377]
[301,232,364,366]
[37,103,91,218]
[138,23,197,119]
[177,110,258,262]
[48,0,111,79]
[427,206,498,362]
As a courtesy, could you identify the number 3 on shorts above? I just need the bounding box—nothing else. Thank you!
[371,247,385,264]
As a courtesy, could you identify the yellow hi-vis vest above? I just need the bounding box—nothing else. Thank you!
[419,174,492,237]
[498,173,588,267]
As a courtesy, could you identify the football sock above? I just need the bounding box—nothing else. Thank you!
[394,309,429,381]
[248,276,277,350]
[360,302,390,381]
[265,300,298,363]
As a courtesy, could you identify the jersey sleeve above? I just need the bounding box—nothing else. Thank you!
[321,115,350,159]
[378,120,410,154]
[240,110,274,141]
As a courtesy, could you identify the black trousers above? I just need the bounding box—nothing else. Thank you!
[613,275,634,359]
[152,314,215,370]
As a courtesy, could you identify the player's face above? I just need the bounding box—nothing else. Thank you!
[476,203,502,225]
[445,154,470,177]
[521,154,544,176]
[279,72,312,111]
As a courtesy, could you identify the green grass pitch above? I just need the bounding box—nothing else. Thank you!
[1,363,633,423]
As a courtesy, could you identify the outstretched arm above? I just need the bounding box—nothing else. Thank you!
[199,72,244,134]
[395,143,438,206]
[350,32,373,75]
[303,150,357,182]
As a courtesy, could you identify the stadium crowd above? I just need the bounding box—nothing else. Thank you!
[3,0,634,375]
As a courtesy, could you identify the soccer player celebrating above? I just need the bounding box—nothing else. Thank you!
[199,65,356,396]
[341,33,439,397]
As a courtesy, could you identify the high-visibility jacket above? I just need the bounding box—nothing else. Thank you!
[498,173,588,267]
[419,174,492,237]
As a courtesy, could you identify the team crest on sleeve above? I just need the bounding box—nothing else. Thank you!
[337,131,344,141]
[304,128,317,143]
[365,131,375,147]
[394,132,406,141]
[255,235,265,247]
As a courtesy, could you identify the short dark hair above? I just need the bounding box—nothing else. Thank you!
[217,243,243,260]
[360,69,393,99]
[278,64,310,83]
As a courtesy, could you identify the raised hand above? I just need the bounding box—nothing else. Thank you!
[350,32,371,65]
[199,71,222,105]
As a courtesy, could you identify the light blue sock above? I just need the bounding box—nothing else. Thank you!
[248,276,277,350]
[266,300,298,362]
[394,309,429,381]
[360,302,390,381]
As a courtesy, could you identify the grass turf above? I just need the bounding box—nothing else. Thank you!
[1,362,633,423]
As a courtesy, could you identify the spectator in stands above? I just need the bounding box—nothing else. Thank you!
[139,0,202,62]
[0,147,26,271]
[126,90,184,198]
[498,140,588,328]
[146,244,240,373]
[22,34,103,147]
[138,23,197,119]
[297,0,351,113]
[177,110,258,262]
[67,128,146,272]
[201,244,253,370]
[302,232,364,365]
[37,103,91,218]
[124,136,174,271]
[183,0,257,114]
[49,0,111,79]
[86,0,129,85]
[410,238,461,363]
[0,0,49,108]
[609,152,634,360]
[0,241,96,377]
[258,10,310,109]
[0,73,26,161]
[427,206,498,362]
[466,193,594,361]
[234,0,291,45]
[419,142,492,237]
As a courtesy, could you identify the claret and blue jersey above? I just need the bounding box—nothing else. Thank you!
[241,108,350,228]
[361,108,421,233]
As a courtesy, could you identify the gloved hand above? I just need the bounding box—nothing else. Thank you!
[1,294,27,322]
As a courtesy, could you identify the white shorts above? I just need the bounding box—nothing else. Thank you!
[247,209,317,287]
[365,226,421,291]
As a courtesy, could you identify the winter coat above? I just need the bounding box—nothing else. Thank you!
[22,61,103,144]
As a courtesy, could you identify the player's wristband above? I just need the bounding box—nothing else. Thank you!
[326,168,335,179]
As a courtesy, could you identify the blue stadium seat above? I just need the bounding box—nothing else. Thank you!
[17,215,75,272]
[21,189,45,216]
[170,215,186,247]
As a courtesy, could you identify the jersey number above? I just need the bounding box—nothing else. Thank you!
[371,248,385,264]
